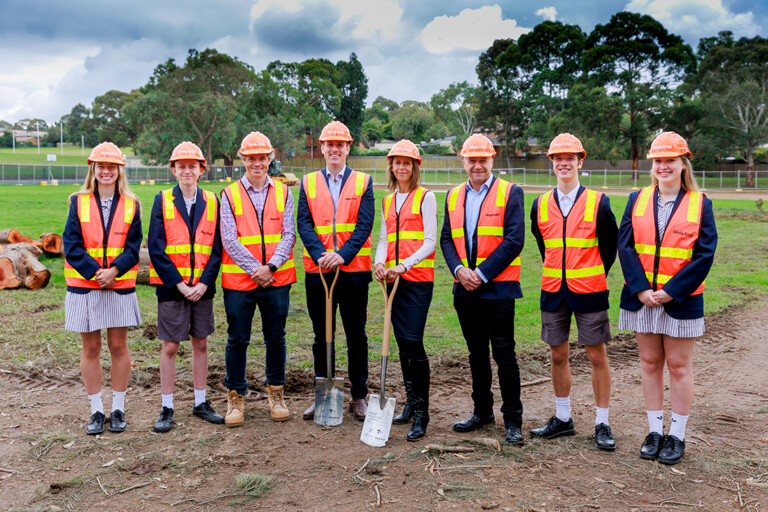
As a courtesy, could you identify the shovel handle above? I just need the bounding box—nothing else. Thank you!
[320,268,340,378]
[379,275,400,360]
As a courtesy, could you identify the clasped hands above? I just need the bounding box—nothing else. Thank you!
[94,266,119,289]
[456,267,483,291]
[374,262,406,282]
[637,289,672,307]
[176,281,209,301]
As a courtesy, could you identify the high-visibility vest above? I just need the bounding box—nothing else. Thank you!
[537,188,607,293]
[149,188,217,286]
[302,170,372,273]
[446,178,520,283]
[631,186,705,294]
[383,187,435,282]
[220,180,296,290]
[64,193,138,289]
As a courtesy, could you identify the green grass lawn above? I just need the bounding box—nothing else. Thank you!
[0,146,136,165]
[0,182,766,380]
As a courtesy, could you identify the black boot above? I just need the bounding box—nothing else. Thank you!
[407,358,430,441]
[393,356,414,424]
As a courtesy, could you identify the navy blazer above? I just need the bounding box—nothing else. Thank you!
[148,185,222,302]
[439,176,525,299]
[530,185,618,313]
[297,166,375,287]
[618,188,717,319]
[63,190,143,294]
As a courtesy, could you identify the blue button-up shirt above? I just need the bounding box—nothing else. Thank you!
[324,167,346,208]
[454,173,494,283]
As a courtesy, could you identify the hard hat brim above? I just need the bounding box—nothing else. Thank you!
[459,150,496,158]
[88,157,125,165]
[646,151,692,159]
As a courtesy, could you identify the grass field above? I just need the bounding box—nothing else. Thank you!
[0,182,766,378]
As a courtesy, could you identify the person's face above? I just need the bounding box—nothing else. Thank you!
[463,156,493,187]
[391,156,413,188]
[321,140,350,168]
[94,162,120,186]
[243,154,270,182]
[552,153,583,183]
[172,159,203,186]
[651,157,684,187]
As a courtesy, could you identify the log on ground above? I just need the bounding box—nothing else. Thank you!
[38,233,63,256]
[0,243,51,289]
[136,247,151,285]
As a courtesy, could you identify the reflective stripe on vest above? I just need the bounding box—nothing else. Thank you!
[149,188,217,286]
[383,186,435,282]
[64,193,138,289]
[446,178,520,283]
[631,186,705,294]
[302,170,372,273]
[537,188,607,293]
[220,180,296,290]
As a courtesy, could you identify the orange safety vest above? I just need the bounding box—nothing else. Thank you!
[537,188,607,293]
[64,193,138,289]
[446,178,520,283]
[220,180,296,290]
[383,187,435,282]
[631,186,705,295]
[149,188,217,286]
[302,170,372,273]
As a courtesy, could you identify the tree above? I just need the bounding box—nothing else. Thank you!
[334,53,368,143]
[92,90,142,146]
[63,104,98,147]
[372,96,399,112]
[430,81,479,138]
[391,102,435,143]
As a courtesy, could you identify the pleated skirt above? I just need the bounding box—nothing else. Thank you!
[618,305,704,338]
[65,290,142,333]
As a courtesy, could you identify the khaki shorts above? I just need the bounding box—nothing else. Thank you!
[157,299,215,342]
[541,302,611,347]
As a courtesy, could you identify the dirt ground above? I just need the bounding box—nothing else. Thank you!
[1,301,767,511]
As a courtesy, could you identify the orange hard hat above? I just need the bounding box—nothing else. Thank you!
[459,134,496,158]
[169,141,206,165]
[87,142,125,165]
[319,121,353,143]
[547,133,586,159]
[387,139,422,165]
[239,131,274,156]
[647,131,692,159]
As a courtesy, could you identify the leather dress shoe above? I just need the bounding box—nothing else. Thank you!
[153,407,174,433]
[452,414,495,433]
[594,423,616,451]
[529,416,575,439]
[193,401,224,424]
[639,432,664,460]
[505,425,525,446]
[658,434,685,465]
[349,399,367,421]
[303,402,315,420]
[108,410,127,433]
[86,411,106,435]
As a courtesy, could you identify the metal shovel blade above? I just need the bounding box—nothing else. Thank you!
[360,393,396,447]
[314,377,344,426]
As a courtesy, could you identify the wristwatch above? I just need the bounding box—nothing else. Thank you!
[267,263,278,273]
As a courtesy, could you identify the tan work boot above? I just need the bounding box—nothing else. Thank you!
[267,384,290,422]
[225,389,245,427]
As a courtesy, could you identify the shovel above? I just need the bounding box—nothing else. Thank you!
[360,275,401,447]
[314,268,344,427]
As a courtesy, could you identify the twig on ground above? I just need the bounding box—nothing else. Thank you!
[354,458,370,475]
[96,476,108,496]
[649,499,703,508]
[690,434,711,446]
[46,343,54,358]
[521,377,551,387]
[373,483,381,507]
[0,468,16,474]
[422,444,475,453]
[115,481,153,494]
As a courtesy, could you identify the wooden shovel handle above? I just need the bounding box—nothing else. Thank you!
[320,267,340,344]
[379,275,400,358]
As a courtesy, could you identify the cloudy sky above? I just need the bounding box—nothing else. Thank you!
[0,0,765,123]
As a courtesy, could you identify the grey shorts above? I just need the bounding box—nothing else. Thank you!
[157,299,215,342]
[541,302,611,347]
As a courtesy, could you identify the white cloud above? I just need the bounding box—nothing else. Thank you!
[536,7,558,22]
[421,5,531,53]
[625,0,760,41]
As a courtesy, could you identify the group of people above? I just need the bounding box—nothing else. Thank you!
[63,121,716,466]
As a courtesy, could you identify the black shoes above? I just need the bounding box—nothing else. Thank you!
[505,425,525,446]
[153,407,174,433]
[393,402,414,424]
[86,411,106,435]
[594,423,616,451]
[658,435,685,465]
[108,410,127,433]
[452,414,495,433]
[530,416,576,439]
[193,401,225,424]
[640,432,665,460]
[407,409,429,441]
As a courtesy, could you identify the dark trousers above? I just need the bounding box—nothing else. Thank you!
[454,296,523,427]
[306,272,369,399]
[223,285,291,394]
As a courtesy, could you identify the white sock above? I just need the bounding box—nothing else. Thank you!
[194,388,206,407]
[647,410,664,435]
[162,393,174,410]
[669,412,688,440]
[595,407,609,426]
[112,390,126,412]
[88,392,104,415]
[555,396,571,422]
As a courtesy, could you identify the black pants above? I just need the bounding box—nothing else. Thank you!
[306,272,369,399]
[454,296,523,427]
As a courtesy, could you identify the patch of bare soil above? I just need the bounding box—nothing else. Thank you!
[1,302,767,511]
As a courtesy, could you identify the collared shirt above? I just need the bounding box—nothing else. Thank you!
[453,174,494,282]
[220,175,296,274]
[324,167,346,208]
[183,193,196,217]
[100,195,114,229]
[556,184,580,217]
